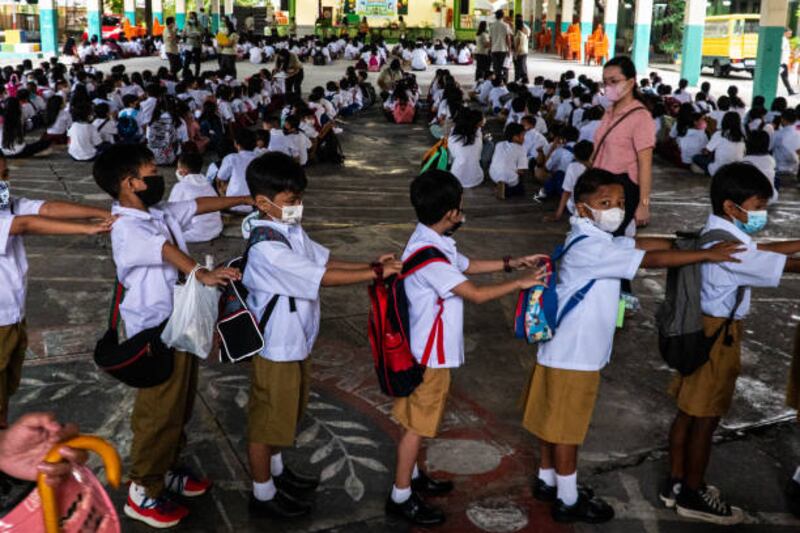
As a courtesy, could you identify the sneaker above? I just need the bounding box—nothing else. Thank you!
[532,189,547,204]
[385,492,446,526]
[248,491,312,519]
[124,495,189,529]
[659,477,681,509]
[676,486,743,525]
[165,467,212,497]
[551,492,614,524]
[410,470,454,496]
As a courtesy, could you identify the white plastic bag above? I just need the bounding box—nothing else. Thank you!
[161,267,219,358]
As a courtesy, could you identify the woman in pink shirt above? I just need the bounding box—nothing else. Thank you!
[592,56,655,236]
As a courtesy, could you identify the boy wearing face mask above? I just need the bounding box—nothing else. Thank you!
[661,163,800,525]
[0,153,113,429]
[241,152,403,519]
[387,170,549,527]
[93,145,253,528]
[523,169,743,525]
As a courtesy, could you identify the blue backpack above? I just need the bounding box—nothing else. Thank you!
[514,235,595,344]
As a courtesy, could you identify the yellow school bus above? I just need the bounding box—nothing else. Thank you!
[701,14,759,77]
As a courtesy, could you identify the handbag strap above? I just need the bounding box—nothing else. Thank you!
[591,104,650,166]
[107,279,126,331]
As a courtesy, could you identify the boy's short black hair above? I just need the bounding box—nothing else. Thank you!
[561,125,579,142]
[246,152,307,199]
[122,93,138,107]
[93,144,155,199]
[504,122,525,141]
[410,170,463,226]
[234,128,257,151]
[573,140,594,162]
[178,151,204,173]
[573,168,622,204]
[782,108,797,123]
[710,163,773,215]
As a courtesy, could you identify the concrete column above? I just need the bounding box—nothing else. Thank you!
[124,0,135,26]
[38,0,58,55]
[680,0,706,86]
[754,0,790,107]
[211,0,220,33]
[631,0,653,74]
[176,0,186,29]
[152,0,163,24]
[579,0,593,61]
[604,0,618,59]
[546,0,557,46]
[561,0,574,33]
[87,0,102,42]
[534,0,543,32]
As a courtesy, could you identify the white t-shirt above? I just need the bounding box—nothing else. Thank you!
[561,161,587,214]
[167,174,224,242]
[742,154,778,202]
[217,150,258,212]
[46,108,72,135]
[773,124,800,174]
[489,141,527,186]
[0,197,44,326]
[249,47,263,63]
[448,134,484,188]
[92,117,117,144]
[678,128,708,165]
[705,132,745,176]
[402,224,469,369]
[67,122,102,161]
[268,130,311,165]
[523,128,549,160]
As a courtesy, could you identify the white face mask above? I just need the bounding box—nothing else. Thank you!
[267,198,303,225]
[584,205,625,233]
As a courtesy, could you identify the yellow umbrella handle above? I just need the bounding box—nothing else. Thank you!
[36,435,122,533]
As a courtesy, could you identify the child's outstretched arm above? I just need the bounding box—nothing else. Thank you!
[321,258,402,286]
[634,236,674,251]
[758,240,800,255]
[640,242,743,268]
[465,255,548,275]
[162,241,241,287]
[38,201,110,220]
[452,267,548,305]
[327,253,397,271]
[10,215,113,236]
[194,195,254,214]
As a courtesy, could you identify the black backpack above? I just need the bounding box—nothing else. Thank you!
[216,226,296,363]
[313,51,326,66]
[655,229,744,376]
[317,132,345,165]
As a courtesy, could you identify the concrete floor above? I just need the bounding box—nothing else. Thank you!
[7,55,800,532]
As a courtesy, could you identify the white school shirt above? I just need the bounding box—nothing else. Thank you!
[138,97,157,126]
[772,125,800,174]
[111,201,196,338]
[167,174,224,242]
[67,122,102,161]
[92,117,117,144]
[579,120,600,143]
[249,47,263,63]
[705,132,745,176]
[402,224,469,369]
[742,154,778,202]
[546,143,575,174]
[410,49,428,70]
[0,197,44,326]
[523,128,549,160]
[488,86,509,111]
[561,161,587,214]
[268,130,311,165]
[489,141,527,186]
[555,101,574,123]
[448,134,484,188]
[537,217,645,371]
[700,214,786,320]
[217,150,258,213]
[243,219,330,362]
[46,108,72,135]
[678,129,708,165]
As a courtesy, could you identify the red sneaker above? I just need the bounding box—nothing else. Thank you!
[124,495,189,529]
[165,468,213,497]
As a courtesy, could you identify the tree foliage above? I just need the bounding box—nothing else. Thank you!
[652,0,686,55]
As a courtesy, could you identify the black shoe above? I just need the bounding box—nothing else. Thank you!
[532,478,595,503]
[787,478,800,518]
[676,486,743,525]
[248,490,311,519]
[274,466,319,493]
[659,477,681,509]
[410,470,453,496]
[385,492,446,527]
[551,492,615,524]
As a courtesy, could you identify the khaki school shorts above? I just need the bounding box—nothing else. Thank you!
[392,367,451,438]
[522,363,601,445]
[0,321,27,424]
[669,316,742,418]
[247,357,311,447]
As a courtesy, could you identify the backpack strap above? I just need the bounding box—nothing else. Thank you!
[697,228,745,346]
[550,234,588,263]
[244,224,297,324]
[107,279,126,332]
[399,246,450,278]
[556,280,596,327]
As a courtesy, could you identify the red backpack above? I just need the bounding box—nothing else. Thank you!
[367,246,449,397]
[393,101,415,124]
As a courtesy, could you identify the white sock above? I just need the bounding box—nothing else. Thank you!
[253,479,277,502]
[128,482,147,506]
[412,464,420,480]
[556,472,578,507]
[391,484,412,504]
[793,466,800,484]
[538,468,556,487]
[270,453,284,477]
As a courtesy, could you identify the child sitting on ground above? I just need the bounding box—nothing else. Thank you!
[167,151,223,242]
[489,123,528,199]
[544,139,593,222]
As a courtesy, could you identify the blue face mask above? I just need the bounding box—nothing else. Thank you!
[734,204,767,234]
[0,181,9,210]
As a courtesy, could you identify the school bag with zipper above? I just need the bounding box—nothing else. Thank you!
[655,229,744,376]
[216,225,296,363]
[514,235,595,344]
[367,246,450,397]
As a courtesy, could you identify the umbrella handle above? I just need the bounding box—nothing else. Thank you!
[36,435,122,533]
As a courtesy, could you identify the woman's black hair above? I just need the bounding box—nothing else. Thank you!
[476,21,487,36]
[721,111,743,143]
[675,103,696,137]
[710,162,773,215]
[1,97,25,149]
[451,109,482,146]
[745,130,770,155]
[44,94,64,128]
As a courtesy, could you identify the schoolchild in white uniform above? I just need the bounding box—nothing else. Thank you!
[241,152,402,520]
[387,170,547,527]
[167,152,223,242]
[267,116,312,166]
[523,168,742,525]
[544,140,592,222]
[662,163,800,526]
[0,153,112,427]
[489,123,528,197]
[93,144,252,529]
[772,109,800,178]
[741,131,778,203]
[521,115,549,168]
[217,128,259,213]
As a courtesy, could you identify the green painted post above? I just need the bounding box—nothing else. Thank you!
[631,0,653,74]
[753,0,790,108]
